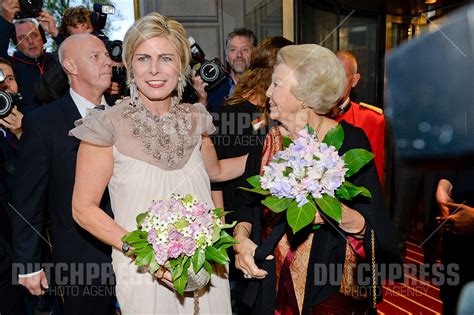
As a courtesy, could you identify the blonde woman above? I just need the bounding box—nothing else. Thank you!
[70,13,242,313]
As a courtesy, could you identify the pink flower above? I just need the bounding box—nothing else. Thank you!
[168,242,184,258]
[193,202,207,217]
[169,229,183,241]
[153,243,168,265]
[182,237,196,256]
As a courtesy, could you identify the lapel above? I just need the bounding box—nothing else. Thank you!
[59,92,82,129]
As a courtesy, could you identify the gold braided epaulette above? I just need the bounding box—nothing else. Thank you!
[359,102,383,115]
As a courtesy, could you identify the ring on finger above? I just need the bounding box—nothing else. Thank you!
[243,273,252,279]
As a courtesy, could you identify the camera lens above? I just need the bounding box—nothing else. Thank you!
[107,40,123,62]
[200,62,219,82]
[0,91,13,118]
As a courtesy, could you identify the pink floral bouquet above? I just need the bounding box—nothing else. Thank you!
[121,194,236,295]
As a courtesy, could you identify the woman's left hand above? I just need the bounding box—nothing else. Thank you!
[339,204,366,234]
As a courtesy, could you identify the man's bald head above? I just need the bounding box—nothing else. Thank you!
[336,51,358,76]
[336,51,360,101]
[58,33,102,68]
[58,33,112,101]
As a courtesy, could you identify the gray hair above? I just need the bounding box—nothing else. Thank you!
[225,27,257,53]
[276,44,347,114]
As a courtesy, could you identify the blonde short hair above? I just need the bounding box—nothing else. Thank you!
[122,12,190,89]
[276,44,346,114]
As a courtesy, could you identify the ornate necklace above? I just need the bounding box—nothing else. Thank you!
[122,97,193,168]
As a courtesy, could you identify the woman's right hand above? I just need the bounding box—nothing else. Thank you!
[155,267,175,289]
[234,233,273,279]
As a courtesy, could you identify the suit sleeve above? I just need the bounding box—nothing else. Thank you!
[10,114,50,274]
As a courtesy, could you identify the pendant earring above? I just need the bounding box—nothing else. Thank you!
[176,75,185,104]
[129,76,139,107]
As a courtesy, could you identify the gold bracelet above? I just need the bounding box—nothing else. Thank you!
[233,224,250,237]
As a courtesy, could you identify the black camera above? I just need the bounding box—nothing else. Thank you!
[189,37,227,90]
[14,0,43,19]
[112,66,129,97]
[0,91,22,119]
[91,3,123,62]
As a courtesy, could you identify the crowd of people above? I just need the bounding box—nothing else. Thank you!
[1,1,473,315]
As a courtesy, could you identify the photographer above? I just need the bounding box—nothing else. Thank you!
[0,56,26,315]
[1,0,61,113]
[193,27,256,114]
[0,57,22,138]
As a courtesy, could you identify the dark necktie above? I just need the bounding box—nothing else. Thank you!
[94,105,106,111]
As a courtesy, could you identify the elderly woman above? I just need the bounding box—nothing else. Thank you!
[70,13,243,314]
[233,44,401,314]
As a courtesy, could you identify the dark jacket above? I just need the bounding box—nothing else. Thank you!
[10,92,113,271]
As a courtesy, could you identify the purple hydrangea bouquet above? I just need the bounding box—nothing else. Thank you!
[121,194,236,295]
[242,124,373,233]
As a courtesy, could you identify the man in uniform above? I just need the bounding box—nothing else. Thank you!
[330,51,385,183]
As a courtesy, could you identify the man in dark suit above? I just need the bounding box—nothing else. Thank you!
[10,33,115,315]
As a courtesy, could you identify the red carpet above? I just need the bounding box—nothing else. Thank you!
[377,242,443,314]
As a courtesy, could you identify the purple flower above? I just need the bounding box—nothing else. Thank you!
[168,242,184,258]
[182,237,196,256]
[147,228,157,243]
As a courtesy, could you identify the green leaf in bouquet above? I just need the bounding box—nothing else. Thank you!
[338,181,372,199]
[342,149,374,177]
[173,273,186,296]
[282,135,293,148]
[212,225,222,244]
[213,207,223,218]
[196,235,207,248]
[205,246,229,265]
[174,218,189,230]
[336,183,351,200]
[220,221,237,229]
[322,124,344,150]
[171,257,187,280]
[121,230,145,244]
[218,247,230,263]
[203,260,215,275]
[214,230,238,248]
[314,194,342,224]
[134,248,155,267]
[172,257,190,296]
[246,175,262,188]
[136,212,148,229]
[149,257,160,274]
[283,167,293,177]
[304,124,315,135]
[192,250,206,273]
[130,240,149,250]
[183,194,194,204]
[262,196,292,213]
[287,199,317,234]
[238,186,270,195]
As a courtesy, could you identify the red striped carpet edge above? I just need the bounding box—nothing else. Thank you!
[377,242,443,315]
